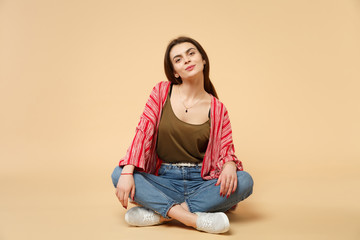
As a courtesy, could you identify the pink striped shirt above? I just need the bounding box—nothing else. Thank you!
[119,81,243,180]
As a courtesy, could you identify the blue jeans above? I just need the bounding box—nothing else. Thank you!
[111,164,253,218]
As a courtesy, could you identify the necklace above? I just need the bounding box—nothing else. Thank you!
[178,85,204,113]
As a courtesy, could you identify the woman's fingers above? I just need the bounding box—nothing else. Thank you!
[115,188,119,198]
[224,178,232,197]
[116,175,135,209]
[219,176,231,197]
[232,177,238,193]
[122,191,129,209]
[116,187,130,209]
[215,177,221,186]
[218,176,238,197]
[130,185,135,201]
[118,190,124,205]
[219,161,238,197]
[219,176,226,196]
[119,191,128,209]
[226,181,232,197]
[116,188,122,202]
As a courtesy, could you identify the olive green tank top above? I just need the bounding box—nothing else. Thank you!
[156,84,210,164]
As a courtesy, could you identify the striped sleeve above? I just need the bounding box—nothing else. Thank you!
[118,82,163,171]
[217,107,243,171]
[118,117,154,170]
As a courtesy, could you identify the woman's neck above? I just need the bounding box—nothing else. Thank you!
[180,76,206,100]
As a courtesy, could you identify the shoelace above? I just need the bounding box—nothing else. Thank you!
[199,214,215,230]
[143,212,157,224]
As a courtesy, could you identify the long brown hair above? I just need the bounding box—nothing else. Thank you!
[164,36,218,99]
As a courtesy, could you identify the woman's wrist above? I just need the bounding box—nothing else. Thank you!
[224,161,236,167]
[222,161,237,171]
[121,172,133,176]
[122,164,135,175]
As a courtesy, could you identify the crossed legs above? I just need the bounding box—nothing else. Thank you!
[111,166,253,232]
[166,202,196,227]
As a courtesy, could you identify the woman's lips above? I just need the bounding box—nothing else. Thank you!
[186,65,195,71]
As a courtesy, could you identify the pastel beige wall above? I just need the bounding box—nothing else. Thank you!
[1,0,359,174]
[0,0,359,239]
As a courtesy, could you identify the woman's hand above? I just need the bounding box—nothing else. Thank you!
[115,165,136,209]
[215,161,238,198]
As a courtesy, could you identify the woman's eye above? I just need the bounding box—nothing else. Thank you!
[189,51,195,55]
[175,58,181,63]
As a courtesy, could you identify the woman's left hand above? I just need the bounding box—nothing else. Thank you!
[215,161,238,198]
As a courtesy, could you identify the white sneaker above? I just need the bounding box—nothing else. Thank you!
[195,212,230,234]
[125,207,161,227]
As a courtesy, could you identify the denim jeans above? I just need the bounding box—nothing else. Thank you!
[111,164,253,218]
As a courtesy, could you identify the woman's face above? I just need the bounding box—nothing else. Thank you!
[169,42,206,81]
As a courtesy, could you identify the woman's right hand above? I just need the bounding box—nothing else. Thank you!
[115,165,136,209]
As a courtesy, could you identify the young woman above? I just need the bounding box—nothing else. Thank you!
[111,36,253,234]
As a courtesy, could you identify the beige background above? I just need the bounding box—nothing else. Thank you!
[1,0,360,239]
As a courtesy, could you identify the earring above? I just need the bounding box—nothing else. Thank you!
[175,74,179,78]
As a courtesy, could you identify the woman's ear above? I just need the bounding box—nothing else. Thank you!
[203,60,206,65]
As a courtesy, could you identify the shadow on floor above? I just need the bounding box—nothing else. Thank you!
[226,201,265,223]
